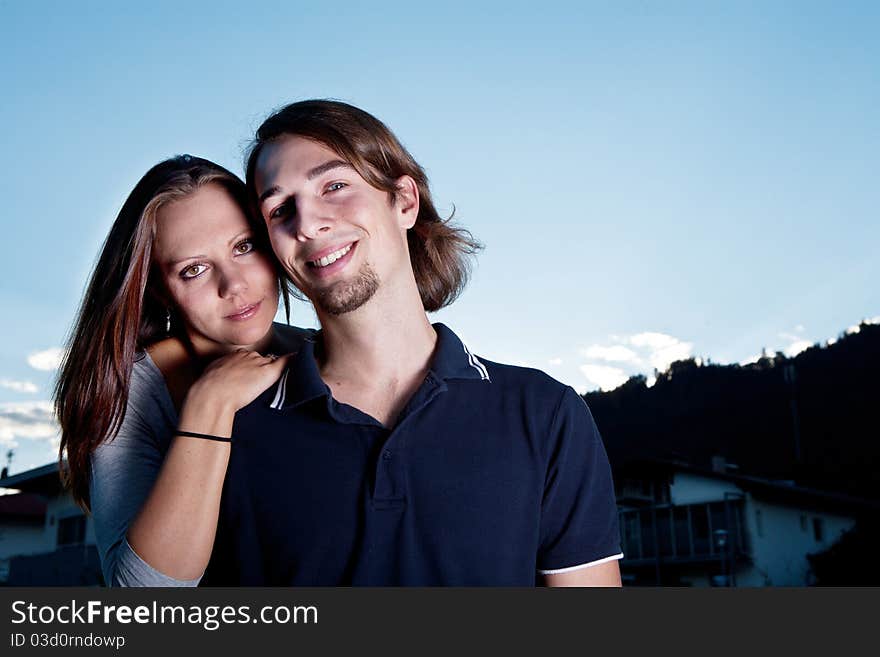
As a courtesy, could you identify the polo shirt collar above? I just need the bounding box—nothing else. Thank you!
[268,335,328,410]
[268,322,489,412]
[429,323,491,383]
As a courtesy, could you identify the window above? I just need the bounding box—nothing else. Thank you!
[813,517,824,542]
[692,505,710,554]
[57,515,86,546]
[653,479,670,504]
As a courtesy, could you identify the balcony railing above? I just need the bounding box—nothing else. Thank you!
[619,496,748,566]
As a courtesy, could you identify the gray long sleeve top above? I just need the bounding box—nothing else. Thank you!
[89,351,199,586]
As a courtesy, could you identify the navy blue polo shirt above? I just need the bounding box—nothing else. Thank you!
[203,324,621,586]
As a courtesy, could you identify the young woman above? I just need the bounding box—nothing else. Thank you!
[54,155,312,586]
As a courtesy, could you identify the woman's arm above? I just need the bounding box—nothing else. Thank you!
[125,350,288,582]
[123,391,237,581]
[91,350,288,585]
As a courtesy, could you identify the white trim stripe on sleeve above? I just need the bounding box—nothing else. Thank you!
[537,552,624,575]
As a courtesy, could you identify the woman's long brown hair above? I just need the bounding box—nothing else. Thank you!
[55,156,289,510]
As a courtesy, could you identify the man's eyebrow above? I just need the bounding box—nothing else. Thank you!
[258,159,354,207]
[258,185,281,206]
[306,159,352,180]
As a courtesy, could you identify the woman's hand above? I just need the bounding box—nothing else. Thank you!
[185,350,290,415]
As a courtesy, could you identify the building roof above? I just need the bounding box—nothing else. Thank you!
[0,462,65,497]
[0,492,47,520]
[620,458,880,516]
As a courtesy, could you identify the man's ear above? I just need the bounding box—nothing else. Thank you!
[394,175,419,230]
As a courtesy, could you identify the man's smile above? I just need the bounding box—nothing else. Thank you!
[303,241,358,278]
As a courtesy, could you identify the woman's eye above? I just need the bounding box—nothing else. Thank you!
[327,182,346,192]
[180,264,207,279]
[234,239,254,255]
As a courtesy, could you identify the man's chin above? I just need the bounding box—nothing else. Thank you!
[309,265,380,317]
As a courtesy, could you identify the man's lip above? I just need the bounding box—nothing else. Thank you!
[225,300,261,319]
[304,241,357,264]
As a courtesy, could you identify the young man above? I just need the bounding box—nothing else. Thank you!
[204,100,622,586]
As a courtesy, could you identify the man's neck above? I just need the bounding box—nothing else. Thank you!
[315,279,437,427]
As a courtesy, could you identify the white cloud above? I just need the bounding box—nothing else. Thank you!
[0,379,38,394]
[626,332,693,372]
[784,340,813,357]
[27,348,64,372]
[579,344,640,364]
[777,328,815,359]
[548,358,563,366]
[576,330,693,391]
[627,332,680,350]
[865,316,880,325]
[579,364,629,392]
[0,401,59,449]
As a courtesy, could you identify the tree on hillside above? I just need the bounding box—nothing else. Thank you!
[807,518,880,585]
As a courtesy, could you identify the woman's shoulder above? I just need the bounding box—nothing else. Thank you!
[131,347,168,393]
[129,339,185,413]
[144,337,188,372]
[98,348,176,449]
[142,338,193,412]
[271,322,318,354]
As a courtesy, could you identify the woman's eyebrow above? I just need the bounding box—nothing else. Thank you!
[167,253,206,268]
[165,231,251,268]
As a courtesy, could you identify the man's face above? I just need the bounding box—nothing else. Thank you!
[255,136,417,316]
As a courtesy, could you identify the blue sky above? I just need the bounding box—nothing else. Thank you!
[1,1,878,472]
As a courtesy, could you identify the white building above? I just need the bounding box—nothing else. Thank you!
[615,458,873,586]
[0,463,101,585]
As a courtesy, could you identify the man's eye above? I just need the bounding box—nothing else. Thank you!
[270,203,291,220]
[234,239,254,255]
[180,264,207,279]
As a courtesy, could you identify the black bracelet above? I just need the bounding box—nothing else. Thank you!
[175,430,232,443]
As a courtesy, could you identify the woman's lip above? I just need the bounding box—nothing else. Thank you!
[226,300,262,321]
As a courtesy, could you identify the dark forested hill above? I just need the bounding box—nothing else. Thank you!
[585,322,880,501]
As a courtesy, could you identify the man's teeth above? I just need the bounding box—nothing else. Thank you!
[313,244,352,268]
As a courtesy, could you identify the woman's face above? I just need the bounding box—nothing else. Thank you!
[152,183,279,356]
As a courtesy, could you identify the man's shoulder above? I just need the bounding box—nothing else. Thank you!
[475,356,573,401]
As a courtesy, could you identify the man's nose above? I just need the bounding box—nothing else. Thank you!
[294,197,333,242]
